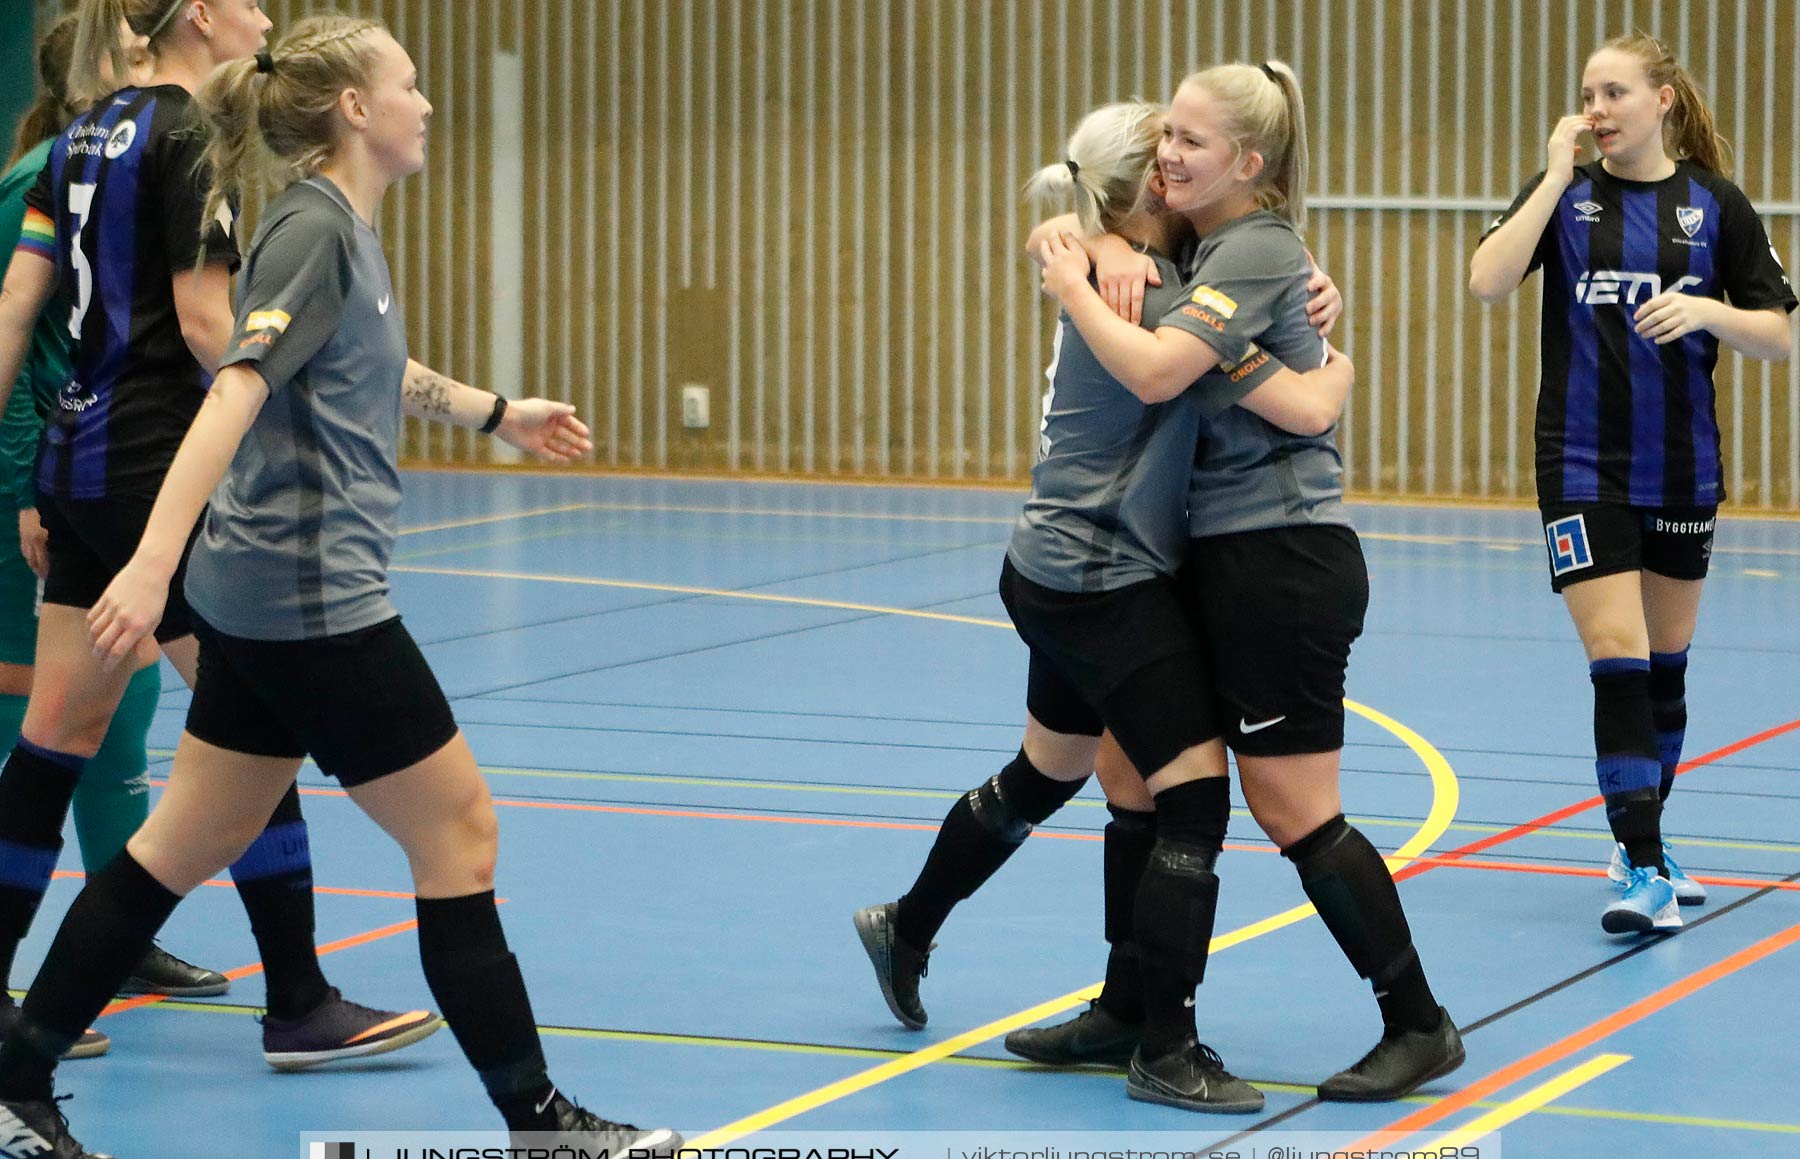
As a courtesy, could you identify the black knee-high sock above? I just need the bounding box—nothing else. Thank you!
[1134,777,1229,1058]
[1649,649,1689,802]
[0,740,88,994]
[1096,803,1155,1023]
[1591,658,1666,876]
[0,851,180,1102]
[1283,814,1439,1034]
[416,891,555,1129]
[894,749,1088,950]
[227,785,329,1019]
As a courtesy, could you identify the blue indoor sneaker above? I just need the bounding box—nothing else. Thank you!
[1608,842,1705,905]
[1602,865,1681,934]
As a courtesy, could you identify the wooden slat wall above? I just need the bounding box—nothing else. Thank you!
[251,2,1800,503]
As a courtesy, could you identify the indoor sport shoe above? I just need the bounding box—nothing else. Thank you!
[852,902,932,1030]
[1608,842,1706,905]
[117,943,231,998]
[512,1091,682,1156]
[260,988,443,1071]
[1004,1000,1142,1067]
[1602,866,1682,935]
[0,1003,110,1061]
[0,1095,113,1158]
[1125,1040,1265,1113]
[1317,1007,1465,1101]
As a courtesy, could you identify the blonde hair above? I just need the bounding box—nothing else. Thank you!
[1597,33,1730,175]
[192,13,388,253]
[1179,60,1308,231]
[9,15,81,168]
[69,0,182,107]
[1023,101,1164,237]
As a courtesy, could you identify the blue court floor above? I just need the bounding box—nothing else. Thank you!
[14,470,1800,1158]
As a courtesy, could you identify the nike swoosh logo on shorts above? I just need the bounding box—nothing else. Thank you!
[378,294,391,314]
[1240,716,1287,734]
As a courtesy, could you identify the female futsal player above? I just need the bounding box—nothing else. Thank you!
[0,15,676,1156]
[0,0,439,1071]
[0,15,227,1058]
[1469,34,1793,934]
[857,95,1356,1113]
[1018,60,1463,1106]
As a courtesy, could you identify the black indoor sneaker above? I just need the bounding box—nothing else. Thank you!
[0,1095,114,1158]
[512,1091,682,1157]
[1126,1039,1265,1113]
[260,987,444,1071]
[851,902,932,1029]
[1005,1000,1142,1067]
[117,943,230,998]
[0,1003,109,1061]
[1317,1007,1465,1102]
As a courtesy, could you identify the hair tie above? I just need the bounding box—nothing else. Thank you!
[255,49,276,74]
[1065,159,1080,181]
[145,0,190,42]
[1259,62,1280,83]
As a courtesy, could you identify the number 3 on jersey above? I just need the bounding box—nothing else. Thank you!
[66,182,97,339]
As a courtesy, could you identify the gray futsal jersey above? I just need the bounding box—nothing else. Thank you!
[1007,251,1282,592]
[185,177,408,640]
[1157,211,1350,537]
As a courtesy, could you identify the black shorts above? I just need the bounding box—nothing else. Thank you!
[999,558,1219,776]
[185,615,460,787]
[38,492,198,643]
[1539,502,1716,592]
[1181,524,1368,756]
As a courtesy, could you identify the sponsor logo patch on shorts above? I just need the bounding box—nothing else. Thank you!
[1546,513,1593,577]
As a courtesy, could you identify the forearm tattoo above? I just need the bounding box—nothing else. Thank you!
[403,370,455,416]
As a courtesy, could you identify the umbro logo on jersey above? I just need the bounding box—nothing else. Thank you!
[1240,715,1286,735]
[1575,270,1703,306]
[1573,200,1603,222]
[378,294,391,315]
[1676,205,1704,237]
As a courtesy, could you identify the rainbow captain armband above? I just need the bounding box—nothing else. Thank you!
[15,208,55,260]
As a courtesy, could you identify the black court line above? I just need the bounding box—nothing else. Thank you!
[1203,866,1800,1149]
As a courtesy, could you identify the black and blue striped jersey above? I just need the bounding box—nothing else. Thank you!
[23,85,237,500]
[1484,161,1795,507]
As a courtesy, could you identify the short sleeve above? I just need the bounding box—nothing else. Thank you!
[221,209,351,392]
[1477,171,1552,275]
[22,161,53,219]
[1716,182,1797,314]
[1156,227,1306,366]
[1188,342,1299,420]
[156,122,238,274]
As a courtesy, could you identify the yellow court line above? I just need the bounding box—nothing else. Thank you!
[1419,1053,1633,1152]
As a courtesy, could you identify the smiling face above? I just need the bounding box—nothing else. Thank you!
[1581,47,1674,170]
[1156,81,1260,223]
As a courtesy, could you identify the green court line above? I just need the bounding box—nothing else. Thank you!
[82,996,1800,1136]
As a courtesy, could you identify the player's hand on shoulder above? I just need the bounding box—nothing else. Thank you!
[497,398,594,462]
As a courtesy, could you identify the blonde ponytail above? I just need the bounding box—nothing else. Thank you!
[1023,100,1165,237]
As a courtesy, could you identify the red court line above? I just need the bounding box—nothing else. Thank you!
[1403,716,1800,874]
[99,918,424,1018]
[1349,918,1800,1151]
[1404,855,1800,893]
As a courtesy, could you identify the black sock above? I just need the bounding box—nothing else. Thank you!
[1095,803,1155,1023]
[1591,659,1666,875]
[0,740,87,991]
[416,891,554,1129]
[1135,777,1229,1058]
[0,850,180,1103]
[895,749,1087,950]
[1283,814,1440,1034]
[1649,649,1689,802]
[228,784,330,1020]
